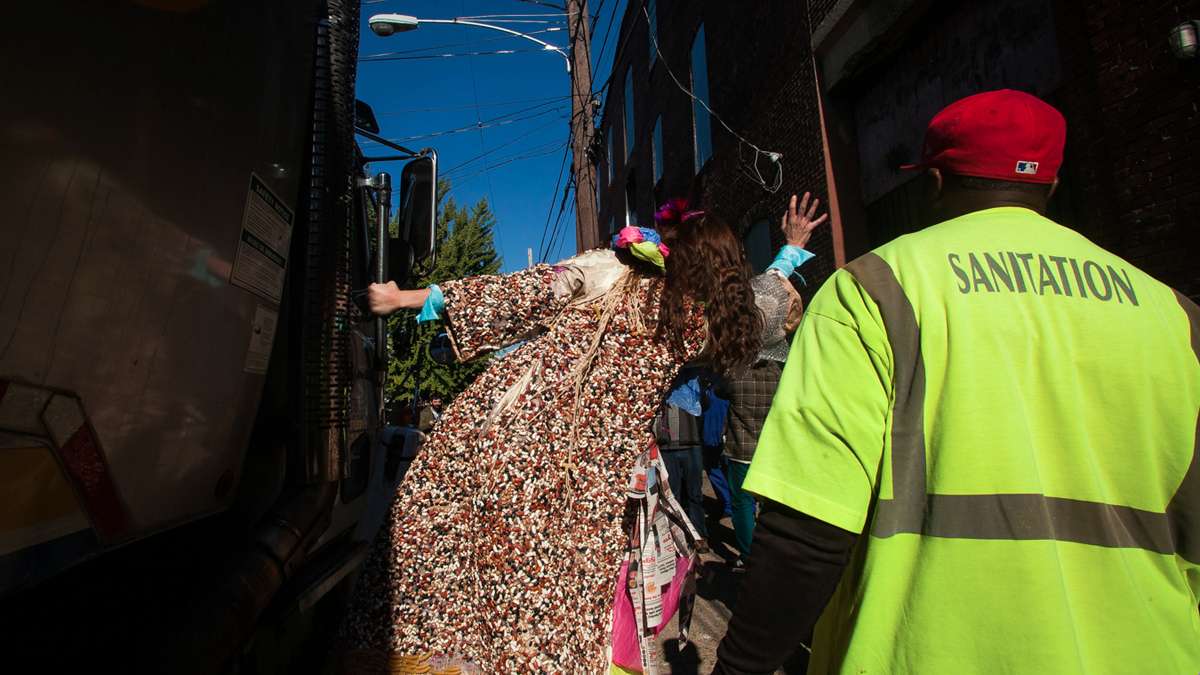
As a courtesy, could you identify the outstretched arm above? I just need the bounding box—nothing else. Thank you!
[365,258,602,361]
[366,282,430,316]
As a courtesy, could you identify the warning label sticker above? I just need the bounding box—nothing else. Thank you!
[230,174,294,304]
[243,305,278,375]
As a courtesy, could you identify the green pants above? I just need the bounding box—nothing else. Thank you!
[726,459,756,557]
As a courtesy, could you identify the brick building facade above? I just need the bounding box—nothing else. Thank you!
[593,0,1200,300]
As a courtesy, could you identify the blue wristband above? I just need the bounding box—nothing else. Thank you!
[767,245,815,281]
[416,284,444,323]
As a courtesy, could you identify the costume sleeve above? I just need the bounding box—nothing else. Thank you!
[766,245,815,280]
[415,284,444,323]
[756,246,813,335]
[742,268,893,534]
[751,272,804,351]
[438,264,577,361]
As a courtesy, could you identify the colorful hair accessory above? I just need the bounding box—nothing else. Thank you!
[653,198,705,227]
[612,226,670,271]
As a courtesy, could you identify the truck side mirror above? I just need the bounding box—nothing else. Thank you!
[390,153,437,282]
[355,99,381,134]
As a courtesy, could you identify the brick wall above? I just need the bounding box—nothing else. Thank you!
[598,0,1200,299]
[811,0,1199,299]
[1054,0,1200,300]
[596,0,836,292]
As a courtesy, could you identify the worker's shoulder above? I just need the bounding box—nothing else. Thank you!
[1175,287,1200,333]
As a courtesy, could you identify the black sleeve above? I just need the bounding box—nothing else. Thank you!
[712,500,858,675]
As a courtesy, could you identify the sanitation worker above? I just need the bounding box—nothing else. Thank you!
[714,89,1200,675]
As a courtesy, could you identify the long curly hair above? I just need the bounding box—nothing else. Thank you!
[646,199,762,377]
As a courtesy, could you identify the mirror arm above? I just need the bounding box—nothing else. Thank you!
[362,154,418,162]
[355,127,424,158]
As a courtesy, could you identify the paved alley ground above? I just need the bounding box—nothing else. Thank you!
[651,478,807,675]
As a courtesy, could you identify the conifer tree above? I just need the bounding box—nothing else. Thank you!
[386,181,502,414]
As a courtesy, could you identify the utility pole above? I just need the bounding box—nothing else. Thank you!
[566,0,599,252]
[527,247,534,267]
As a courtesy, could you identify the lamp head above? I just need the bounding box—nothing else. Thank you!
[368,13,420,37]
[1168,21,1200,60]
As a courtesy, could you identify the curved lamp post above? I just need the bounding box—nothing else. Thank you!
[367,13,571,72]
[366,9,600,253]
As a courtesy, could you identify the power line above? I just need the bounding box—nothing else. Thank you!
[589,0,608,35]
[359,27,562,59]
[444,139,567,178]
[445,142,568,184]
[512,0,568,9]
[554,206,576,261]
[591,0,619,79]
[441,114,567,175]
[542,178,575,261]
[461,12,571,17]
[374,93,572,116]
[463,0,503,257]
[359,48,547,62]
[594,0,641,98]
[536,144,572,261]
[459,13,572,21]
[536,102,589,261]
[544,196,569,260]
[363,104,566,144]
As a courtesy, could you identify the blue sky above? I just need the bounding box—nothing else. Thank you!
[357,0,628,272]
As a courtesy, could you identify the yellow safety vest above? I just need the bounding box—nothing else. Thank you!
[747,207,1200,674]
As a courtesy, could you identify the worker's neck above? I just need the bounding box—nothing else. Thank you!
[935,193,1048,222]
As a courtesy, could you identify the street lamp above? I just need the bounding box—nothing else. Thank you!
[367,8,601,253]
[1168,20,1200,60]
[367,13,571,72]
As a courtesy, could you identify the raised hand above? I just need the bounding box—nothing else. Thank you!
[781,192,829,249]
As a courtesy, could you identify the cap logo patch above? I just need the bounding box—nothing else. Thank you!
[1015,160,1039,175]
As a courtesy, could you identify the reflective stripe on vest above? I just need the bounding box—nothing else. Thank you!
[845,253,1200,563]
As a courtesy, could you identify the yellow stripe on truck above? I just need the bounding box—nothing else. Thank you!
[0,446,89,556]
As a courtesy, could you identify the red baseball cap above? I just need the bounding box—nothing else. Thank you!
[903,89,1066,184]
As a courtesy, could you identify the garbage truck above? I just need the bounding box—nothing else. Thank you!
[0,0,432,671]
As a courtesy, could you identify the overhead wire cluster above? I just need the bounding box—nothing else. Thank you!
[360,8,577,244]
[358,3,623,262]
[375,93,573,116]
[534,1,599,263]
[360,97,567,145]
[449,5,576,255]
[538,0,648,263]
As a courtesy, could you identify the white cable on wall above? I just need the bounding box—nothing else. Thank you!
[640,3,783,193]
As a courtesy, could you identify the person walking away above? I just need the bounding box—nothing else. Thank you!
[657,374,709,551]
[416,400,437,433]
[339,200,764,673]
[714,89,1200,675]
[700,381,733,522]
[722,194,820,570]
